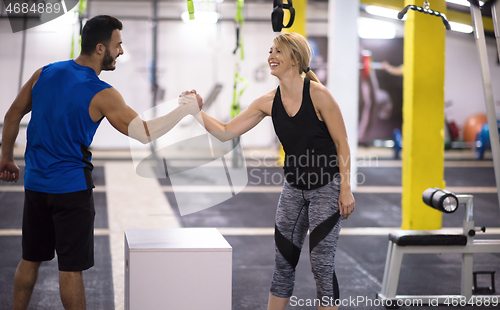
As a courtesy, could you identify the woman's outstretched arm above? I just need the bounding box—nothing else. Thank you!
[187,90,274,142]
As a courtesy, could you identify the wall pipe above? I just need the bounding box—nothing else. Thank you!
[150,0,159,155]
[18,15,28,92]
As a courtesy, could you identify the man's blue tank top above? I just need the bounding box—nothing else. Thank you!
[25,60,111,193]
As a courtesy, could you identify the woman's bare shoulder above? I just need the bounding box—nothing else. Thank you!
[309,80,336,108]
[255,88,277,103]
[251,88,277,115]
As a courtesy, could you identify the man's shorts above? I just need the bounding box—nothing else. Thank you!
[22,189,95,272]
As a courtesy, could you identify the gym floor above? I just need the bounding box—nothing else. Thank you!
[0,147,499,310]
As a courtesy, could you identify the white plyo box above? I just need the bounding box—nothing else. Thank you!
[125,228,232,310]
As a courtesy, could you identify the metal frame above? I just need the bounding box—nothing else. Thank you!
[469,1,500,211]
[378,195,500,306]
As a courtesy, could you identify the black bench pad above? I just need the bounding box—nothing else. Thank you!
[389,230,467,246]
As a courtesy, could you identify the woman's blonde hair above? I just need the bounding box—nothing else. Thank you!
[273,32,321,84]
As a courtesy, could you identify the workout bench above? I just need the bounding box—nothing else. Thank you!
[378,189,500,307]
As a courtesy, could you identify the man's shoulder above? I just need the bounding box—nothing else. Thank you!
[37,60,77,80]
[92,87,121,103]
[33,61,69,87]
[43,59,73,70]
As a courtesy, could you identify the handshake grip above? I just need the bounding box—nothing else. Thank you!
[127,93,203,145]
[179,93,202,115]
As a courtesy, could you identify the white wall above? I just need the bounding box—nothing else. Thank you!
[1,1,499,149]
[444,31,500,134]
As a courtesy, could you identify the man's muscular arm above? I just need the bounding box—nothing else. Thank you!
[0,68,42,182]
[91,88,201,144]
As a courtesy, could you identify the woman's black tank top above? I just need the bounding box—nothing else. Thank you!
[271,78,339,190]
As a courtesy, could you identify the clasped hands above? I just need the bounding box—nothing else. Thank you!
[179,90,203,115]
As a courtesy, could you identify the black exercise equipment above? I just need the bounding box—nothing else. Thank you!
[398,1,451,30]
[271,0,295,32]
[422,188,459,213]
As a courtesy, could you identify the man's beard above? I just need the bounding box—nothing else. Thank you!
[101,49,116,71]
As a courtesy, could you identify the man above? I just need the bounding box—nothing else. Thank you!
[0,15,200,310]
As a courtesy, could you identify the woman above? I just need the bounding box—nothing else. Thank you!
[189,33,354,310]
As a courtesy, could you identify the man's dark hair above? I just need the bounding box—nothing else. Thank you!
[81,15,123,56]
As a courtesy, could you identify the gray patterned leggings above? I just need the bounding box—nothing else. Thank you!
[270,175,342,302]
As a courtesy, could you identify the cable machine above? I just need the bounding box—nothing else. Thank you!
[467,0,500,211]
[398,0,500,211]
[378,1,500,307]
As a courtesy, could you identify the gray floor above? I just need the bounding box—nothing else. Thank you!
[161,165,500,310]
[0,160,499,309]
[0,166,114,310]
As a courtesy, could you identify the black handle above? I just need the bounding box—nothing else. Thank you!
[398,5,411,20]
[398,4,450,30]
[233,28,240,55]
[441,16,451,31]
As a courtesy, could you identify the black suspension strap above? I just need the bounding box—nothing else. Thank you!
[271,0,295,32]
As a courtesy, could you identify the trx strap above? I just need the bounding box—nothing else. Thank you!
[231,0,248,119]
[70,0,87,58]
[186,0,195,20]
[271,0,295,32]
[233,0,244,57]
[230,0,247,168]
[232,64,248,118]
